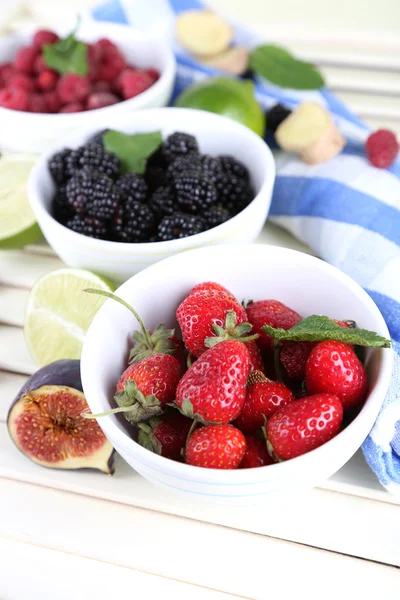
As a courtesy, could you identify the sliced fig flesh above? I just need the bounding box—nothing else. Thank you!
[8,384,114,474]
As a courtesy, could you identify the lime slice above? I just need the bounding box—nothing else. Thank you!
[0,153,42,249]
[25,268,115,366]
[174,77,265,136]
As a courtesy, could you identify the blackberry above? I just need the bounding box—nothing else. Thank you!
[162,132,199,163]
[149,186,177,218]
[215,173,253,215]
[266,104,291,134]
[147,146,167,170]
[86,128,110,146]
[219,155,249,181]
[65,146,86,178]
[66,169,120,220]
[66,214,108,239]
[116,172,148,204]
[112,203,156,243]
[166,153,202,180]
[173,170,218,214]
[202,205,231,229]
[145,164,168,193]
[48,148,72,185]
[158,213,205,241]
[78,143,120,178]
[200,154,224,184]
[53,185,75,223]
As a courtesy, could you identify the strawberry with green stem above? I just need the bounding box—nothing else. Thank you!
[137,409,193,461]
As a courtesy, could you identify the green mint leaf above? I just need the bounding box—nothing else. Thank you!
[103,130,163,174]
[261,315,391,348]
[250,44,325,90]
[43,21,88,76]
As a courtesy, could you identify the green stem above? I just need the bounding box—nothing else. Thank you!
[82,405,134,419]
[273,342,284,382]
[85,288,154,351]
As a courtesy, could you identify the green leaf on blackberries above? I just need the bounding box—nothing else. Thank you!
[261,315,391,347]
[103,130,163,174]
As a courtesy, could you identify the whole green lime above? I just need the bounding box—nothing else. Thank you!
[174,77,265,136]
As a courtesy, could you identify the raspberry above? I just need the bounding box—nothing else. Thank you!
[173,170,218,214]
[57,73,91,103]
[7,73,35,92]
[149,186,177,218]
[37,69,58,91]
[91,81,112,93]
[28,93,48,113]
[66,214,108,239]
[145,68,160,83]
[119,69,154,99]
[0,87,29,111]
[66,169,120,219]
[49,148,72,184]
[96,38,118,55]
[32,30,59,48]
[78,144,120,178]
[59,102,84,113]
[162,132,199,163]
[116,172,148,204]
[86,91,119,110]
[0,64,14,85]
[33,55,47,74]
[44,90,62,113]
[158,213,205,241]
[96,54,126,83]
[202,204,231,228]
[13,46,39,74]
[366,129,399,169]
[112,203,156,242]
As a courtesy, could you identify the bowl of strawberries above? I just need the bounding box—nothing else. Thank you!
[80,244,392,504]
[0,21,175,152]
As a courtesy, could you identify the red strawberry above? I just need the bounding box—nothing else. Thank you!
[246,340,264,372]
[239,435,273,468]
[176,340,250,424]
[306,341,368,410]
[137,409,192,462]
[189,281,236,299]
[114,353,181,423]
[266,393,343,460]
[177,288,248,356]
[235,370,294,433]
[185,424,246,469]
[246,300,301,350]
[280,319,352,380]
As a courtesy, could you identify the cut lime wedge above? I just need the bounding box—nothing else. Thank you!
[0,153,42,249]
[25,268,115,366]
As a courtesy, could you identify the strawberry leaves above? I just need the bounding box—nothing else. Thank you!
[262,315,391,348]
[204,309,259,348]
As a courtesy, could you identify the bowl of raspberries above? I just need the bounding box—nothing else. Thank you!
[28,107,275,282]
[0,21,175,152]
[80,244,392,504]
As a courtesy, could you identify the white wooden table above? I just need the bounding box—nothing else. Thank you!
[1,2,400,598]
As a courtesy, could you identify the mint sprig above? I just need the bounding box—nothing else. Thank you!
[103,130,162,174]
[43,24,88,76]
[262,315,391,348]
[249,44,325,90]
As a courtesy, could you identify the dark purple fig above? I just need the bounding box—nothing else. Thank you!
[7,360,115,474]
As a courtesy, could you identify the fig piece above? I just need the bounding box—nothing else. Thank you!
[7,360,114,474]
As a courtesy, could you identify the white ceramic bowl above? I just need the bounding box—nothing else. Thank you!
[0,22,176,152]
[80,244,392,505]
[28,108,275,283]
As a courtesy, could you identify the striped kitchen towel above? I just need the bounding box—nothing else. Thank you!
[92,0,400,495]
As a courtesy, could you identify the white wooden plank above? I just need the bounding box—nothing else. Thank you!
[0,287,28,327]
[0,250,64,288]
[0,424,398,565]
[0,326,37,375]
[0,371,26,422]
[2,478,399,599]
[0,538,237,600]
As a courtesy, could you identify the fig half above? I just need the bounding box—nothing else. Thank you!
[7,360,114,474]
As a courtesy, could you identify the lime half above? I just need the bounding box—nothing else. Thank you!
[25,268,115,366]
[0,153,42,249]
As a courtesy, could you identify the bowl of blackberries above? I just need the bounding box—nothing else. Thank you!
[28,107,275,282]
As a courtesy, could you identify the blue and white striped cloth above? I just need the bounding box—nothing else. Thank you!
[92,0,400,495]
